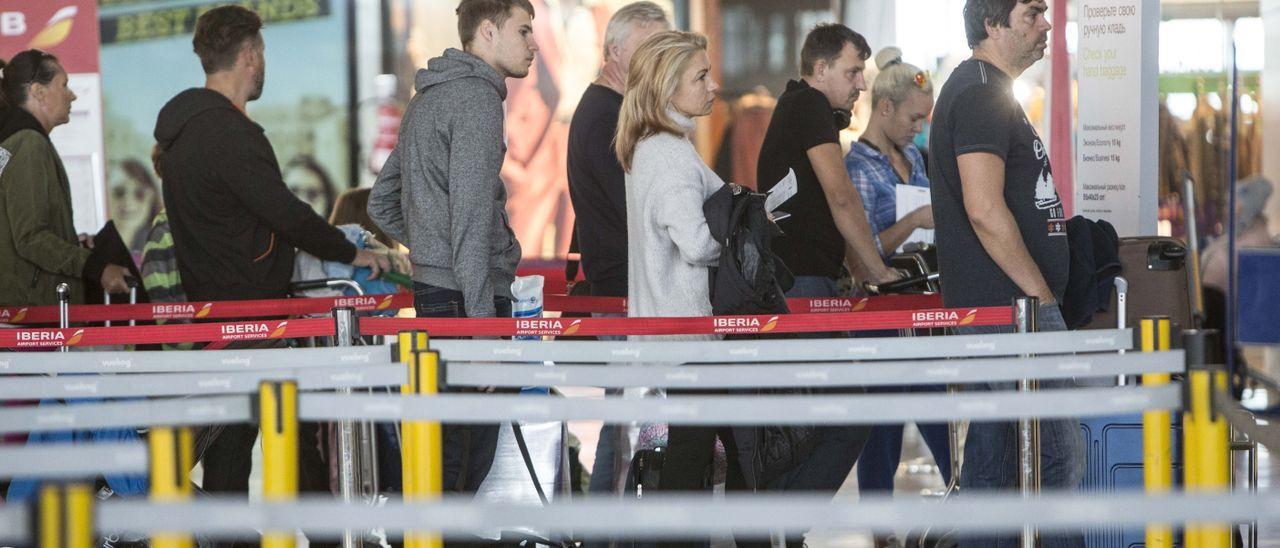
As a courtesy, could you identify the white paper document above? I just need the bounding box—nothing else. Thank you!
[765,168,797,213]
[894,185,934,252]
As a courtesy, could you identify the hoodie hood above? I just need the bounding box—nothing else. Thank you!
[415,48,507,100]
[154,88,245,150]
[0,106,47,144]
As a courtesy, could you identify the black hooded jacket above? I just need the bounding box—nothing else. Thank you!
[153,88,355,301]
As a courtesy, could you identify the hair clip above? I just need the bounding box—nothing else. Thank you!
[914,71,929,89]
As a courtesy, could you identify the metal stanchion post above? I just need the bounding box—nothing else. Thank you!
[1141,317,1173,548]
[400,331,442,548]
[261,380,299,548]
[36,483,94,548]
[37,484,62,548]
[64,483,93,548]
[150,427,194,548]
[333,307,365,548]
[1014,296,1040,548]
[1183,330,1230,548]
[56,283,70,353]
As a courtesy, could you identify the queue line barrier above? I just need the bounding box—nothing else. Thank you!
[0,319,1259,548]
[2,352,1179,400]
[5,492,1280,543]
[0,293,942,326]
[0,386,1183,435]
[0,364,407,401]
[0,306,1011,349]
[0,346,391,375]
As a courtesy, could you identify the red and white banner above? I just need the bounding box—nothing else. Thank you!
[0,293,412,325]
[0,307,1012,349]
[0,0,108,235]
[0,317,335,349]
[1,293,943,325]
[541,293,943,315]
[361,307,1012,339]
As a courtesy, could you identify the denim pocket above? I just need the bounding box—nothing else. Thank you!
[414,284,466,318]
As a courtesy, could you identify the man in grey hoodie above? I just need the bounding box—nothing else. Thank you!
[367,0,537,504]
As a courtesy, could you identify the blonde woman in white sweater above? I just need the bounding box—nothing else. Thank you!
[616,31,723,341]
[615,31,769,548]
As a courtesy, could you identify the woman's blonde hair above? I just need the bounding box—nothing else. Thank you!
[870,46,933,109]
[614,30,708,172]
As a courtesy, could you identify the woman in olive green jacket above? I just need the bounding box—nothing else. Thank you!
[0,50,129,306]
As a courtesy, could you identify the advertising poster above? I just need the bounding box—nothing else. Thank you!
[0,0,108,236]
[97,0,351,255]
[386,0,674,258]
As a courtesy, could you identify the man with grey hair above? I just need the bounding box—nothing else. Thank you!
[565,0,669,500]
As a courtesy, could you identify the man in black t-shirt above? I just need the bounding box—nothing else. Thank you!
[752,24,885,537]
[929,2,1082,546]
[565,1,668,502]
[758,24,899,300]
[567,2,668,301]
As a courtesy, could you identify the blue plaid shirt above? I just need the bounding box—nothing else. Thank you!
[844,140,930,258]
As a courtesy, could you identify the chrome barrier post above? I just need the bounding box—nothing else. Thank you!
[56,283,70,353]
[1114,277,1131,386]
[1014,296,1040,548]
[333,307,365,548]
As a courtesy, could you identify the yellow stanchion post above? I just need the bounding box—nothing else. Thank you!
[404,346,443,548]
[396,332,427,548]
[1199,363,1232,547]
[261,380,299,548]
[150,427,194,548]
[63,483,93,548]
[1182,329,1231,548]
[36,483,95,548]
[37,484,62,548]
[1142,317,1173,548]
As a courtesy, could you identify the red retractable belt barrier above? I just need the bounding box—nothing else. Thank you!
[540,293,944,315]
[0,293,942,324]
[0,293,415,325]
[0,306,1008,348]
[0,317,336,350]
[360,306,1011,338]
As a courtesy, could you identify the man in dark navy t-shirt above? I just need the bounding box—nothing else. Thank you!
[929,2,1082,546]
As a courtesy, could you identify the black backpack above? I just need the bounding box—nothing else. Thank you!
[702,183,793,316]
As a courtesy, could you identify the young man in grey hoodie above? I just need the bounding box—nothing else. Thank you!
[367,0,537,507]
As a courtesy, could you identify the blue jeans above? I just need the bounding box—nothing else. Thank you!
[413,283,512,495]
[856,384,953,493]
[957,303,1085,548]
[588,313,628,496]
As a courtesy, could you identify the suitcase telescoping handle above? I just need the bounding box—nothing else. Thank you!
[103,277,140,328]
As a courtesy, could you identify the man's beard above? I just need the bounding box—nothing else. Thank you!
[248,70,265,101]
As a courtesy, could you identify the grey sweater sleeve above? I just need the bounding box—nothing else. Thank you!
[368,145,409,246]
[445,92,507,318]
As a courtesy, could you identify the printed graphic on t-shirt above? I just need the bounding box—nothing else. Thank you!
[1029,122,1066,237]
